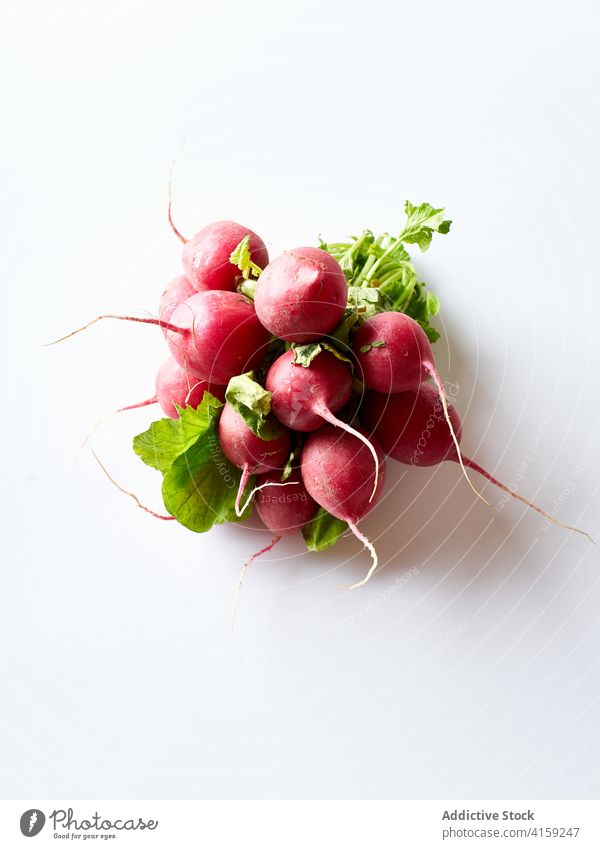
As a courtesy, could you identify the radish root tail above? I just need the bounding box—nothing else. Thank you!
[116,396,158,413]
[344,522,379,589]
[230,534,281,652]
[235,465,252,517]
[461,455,595,544]
[90,448,174,521]
[236,478,300,518]
[43,314,187,346]
[317,405,380,502]
[424,363,490,506]
[168,143,188,244]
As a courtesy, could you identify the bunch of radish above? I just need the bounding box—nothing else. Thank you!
[49,200,592,599]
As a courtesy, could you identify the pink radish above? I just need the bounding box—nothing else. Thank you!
[361,383,593,541]
[301,425,387,587]
[154,357,225,417]
[46,291,269,388]
[266,348,381,499]
[181,221,269,292]
[117,359,225,418]
[255,247,347,342]
[159,274,198,329]
[166,290,270,384]
[218,402,292,515]
[353,311,483,503]
[254,467,319,537]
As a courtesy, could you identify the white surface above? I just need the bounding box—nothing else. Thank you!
[1,0,599,800]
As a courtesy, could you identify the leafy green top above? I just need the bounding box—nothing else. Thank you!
[320,200,449,343]
[225,372,282,440]
[133,393,250,533]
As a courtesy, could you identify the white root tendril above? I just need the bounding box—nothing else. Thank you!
[235,476,299,518]
[343,522,379,590]
[425,362,490,507]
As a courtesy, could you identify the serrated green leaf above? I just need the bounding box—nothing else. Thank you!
[426,291,441,316]
[401,201,451,252]
[230,235,263,281]
[161,431,251,533]
[291,341,353,369]
[302,507,348,552]
[132,394,224,475]
[291,343,323,367]
[225,372,280,440]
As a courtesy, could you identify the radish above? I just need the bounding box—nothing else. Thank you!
[166,290,270,384]
[180,221,269,292]
[266,348,381,499]
[159,274,198,328]
[361,383,593,541]
[352,311,483,503]
[218,402,292,515]
[254,467,319,537]
[156,358,226,417]
[254,247,347,342]
[301,425,387,587]
[46,290,270,387]
[118,357,225,417]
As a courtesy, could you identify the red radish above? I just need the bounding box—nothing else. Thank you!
[353,311,484,503]
[230,467,318,643]
[254,467,319,536]
[159,274,198,328]
[117,360,225,419]
[266,349,351,431]
[266,348,381,499]
[361,383,593,541]
[181,221,269,292]
[301,425,387,587]
[218,402,292,515]
[166,290,270,384]
[254,247,347,342]
[155,357,225,417]
[353,311,432,393]
[361,383,461,465]
[46,291,269,387]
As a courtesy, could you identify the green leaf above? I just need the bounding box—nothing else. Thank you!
[225,372,280,440]
[291,341,353,369]
[291,343,323,367]
[359,340,386,353]
[426,291,441,316]
[400,201,452,252]
[230,235,263,280]
[132,395,224,475]
[347,286,383,318]
[302,507,348,552]
[162,432,250,533]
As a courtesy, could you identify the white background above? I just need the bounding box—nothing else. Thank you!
[1,0,599,801]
